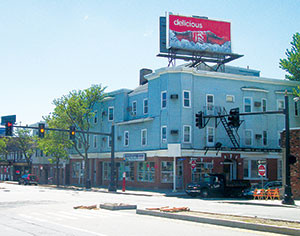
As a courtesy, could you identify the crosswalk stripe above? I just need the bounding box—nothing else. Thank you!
[46,212,77,220]
[59,211,94,219]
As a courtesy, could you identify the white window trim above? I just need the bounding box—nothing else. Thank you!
[206,126,215,146]
[183,90,191,108]
[244,129,253,146]
[161,126,167,143]
[183,125,191,143]
[226,95,235,103]
[206,94,214,111]
[161,91,167,109]
[132,101,137,116]
[108,106,114,121]
[243,97,252,113]
[143,98,148,115]
[277,99,284,111]
[141,129,147,146]
[124,131,129,147]
[261,98,267,112]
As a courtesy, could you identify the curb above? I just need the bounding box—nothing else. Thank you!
[100,204,137,210]
[136,209,300,236]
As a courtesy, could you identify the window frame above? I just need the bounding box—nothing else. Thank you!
[94,111,98,124]
[206,126,215,146]
[243,97,252,113]
[143,98,148,115]
[262,130,267,146]
[244,129,253,146]
[108,107,114,121]
[277,99,284,111]
[124,131,129,147]
[261,98,267,112]
[161,91,167,109]
[141,129,147,146]
[183,125,191,143]
[206,94,214,112]
[183,90,191,108]
[161,126,167,143]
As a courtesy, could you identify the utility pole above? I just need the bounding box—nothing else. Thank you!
[108,124,117,192]
[282,92,294,205]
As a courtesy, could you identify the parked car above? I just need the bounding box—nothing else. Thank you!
[18,174,38,185]
[242,181,282,198]
[185,173,250,198]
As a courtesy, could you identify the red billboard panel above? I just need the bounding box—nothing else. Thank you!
[167,14,231,53]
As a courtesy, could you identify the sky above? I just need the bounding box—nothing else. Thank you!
[0,0,299,125]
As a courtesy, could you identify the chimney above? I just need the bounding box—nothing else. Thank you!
[139,68,152,85]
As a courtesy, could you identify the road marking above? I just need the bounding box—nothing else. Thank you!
[31,212,64,221]
[46,212,78,220]
[18,213,108,236]
[59,211,94,219]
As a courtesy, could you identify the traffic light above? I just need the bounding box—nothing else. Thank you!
[5,122,13,136]
[38,123,45,138]
[195,111,204,129]
[69,126,76,141]
[228,108,240,127]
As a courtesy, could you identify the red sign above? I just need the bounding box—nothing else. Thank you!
[258,164,266,177]
[167,14,231,53]
[191,160,196,169]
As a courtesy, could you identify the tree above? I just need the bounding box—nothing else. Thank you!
[279,32,300,81]
[38,118,72,187]
[51,84,106,188]
[14,129,35,172]
[0,138,8,160]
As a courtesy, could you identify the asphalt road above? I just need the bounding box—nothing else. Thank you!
[0,182,289,236]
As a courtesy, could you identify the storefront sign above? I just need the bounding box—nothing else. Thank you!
[124,153,146,162]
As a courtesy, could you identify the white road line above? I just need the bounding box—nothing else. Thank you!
[59,211,94,219]
[31,212,64,221]
[18,213,107,236]
[46,212,78,220]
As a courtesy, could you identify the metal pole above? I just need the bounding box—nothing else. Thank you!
[108,124,116,192]
[173,156,176,192]
[282,93,294,205]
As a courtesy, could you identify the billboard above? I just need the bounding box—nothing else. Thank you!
[166,14,231,54]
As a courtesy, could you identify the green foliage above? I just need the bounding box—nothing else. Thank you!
[14,129,35,167]
[0,138,7,159]
[279,32,300,81]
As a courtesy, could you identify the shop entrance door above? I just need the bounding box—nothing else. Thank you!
[176,160,184,189]
[223,159,237,181]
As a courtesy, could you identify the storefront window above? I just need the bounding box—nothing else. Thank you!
[243,160,260,179]
[118,162,134,181]
[72,162,81,178]
[191,161,213,182]
[161,161,173,183]
[103,162,111,181]
[137,162,155,182]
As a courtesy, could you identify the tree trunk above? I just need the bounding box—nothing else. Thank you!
[56,159,60,188]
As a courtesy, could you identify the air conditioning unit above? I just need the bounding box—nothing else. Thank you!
[130,112,136,116]
[255,134,262,139]
[170,94,178,99]
[254,101,261,107]
[170,130,178,135]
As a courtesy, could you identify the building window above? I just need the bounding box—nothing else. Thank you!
[278,159,282,179]
[161,126,167,143]
[243,160,262,179]
[226,95,235,103]
[93,136,97,148]
[263,131,267,146]
[72,162,81,178]
[161,161,173,183]
[161,91,167,109]
[141,129,147,146]
[277,99,284,111]
[206,127,215,146]
[206,94,214,112]
[118,162,134,181]
[103,162,111,181]
[191,161,213,182]
[108,107,114,121]
[124,131,129,147]
[295,102,299,116]
[262,98,267,112]
[278,131,281,147]
[143,99,148,114]
[244,97,252,113]
[245,130,253,146]
[183,90,191,108]
[132,101,137,116]
[108,136,112,148]
[183,125,191,143]
[137,162,155,182]
[94,111,98,124]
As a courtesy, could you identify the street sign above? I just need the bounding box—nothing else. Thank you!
[191,160,196,169]
[258,164,266,177]
[1,115,16,125]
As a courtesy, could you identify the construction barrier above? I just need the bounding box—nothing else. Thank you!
[253,188,280,200]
